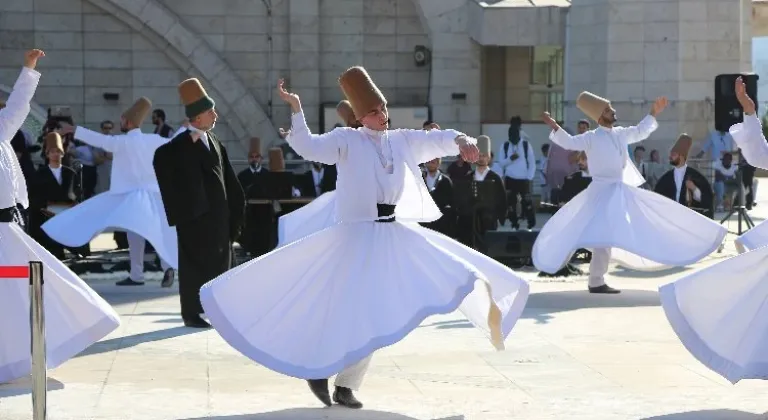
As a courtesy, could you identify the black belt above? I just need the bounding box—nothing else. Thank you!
[376,204,396,223]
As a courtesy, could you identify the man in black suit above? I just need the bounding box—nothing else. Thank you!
[29,132,84,259]
[654,134,714,218]
[153,78,245,328]
[298,162,337,197]
[559,151,592,203]
[420,157,455,237]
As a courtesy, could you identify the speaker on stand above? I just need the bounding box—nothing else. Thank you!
[714,74,759,252]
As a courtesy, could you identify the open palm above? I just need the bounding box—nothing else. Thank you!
[277,79,300,110]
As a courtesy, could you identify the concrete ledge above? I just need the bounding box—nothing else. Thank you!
[468,0,568,46]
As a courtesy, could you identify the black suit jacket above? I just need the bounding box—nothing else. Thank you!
[298,165,337,197]
[153,130,246,240]
[560,171,592,203]
[654,166,715,218]
[237,167,270,198]
[420,171,456,236]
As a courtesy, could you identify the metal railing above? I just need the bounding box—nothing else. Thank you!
[0,262,46,420]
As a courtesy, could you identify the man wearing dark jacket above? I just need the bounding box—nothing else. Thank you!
[153,78,245,328]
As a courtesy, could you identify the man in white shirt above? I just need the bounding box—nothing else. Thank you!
[697,129,735,162]
[497,116,537,230]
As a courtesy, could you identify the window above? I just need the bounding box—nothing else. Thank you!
[530,46,564,86]
[528,90,564,123]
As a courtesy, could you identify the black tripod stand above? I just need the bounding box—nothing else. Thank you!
[719,166,755,236]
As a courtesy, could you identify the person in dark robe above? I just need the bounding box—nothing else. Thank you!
[153,77,245,328]
[654,134,715,218]
[236,137,272,256]
[297,162,337,197]
[559,151,592,203]
[420,157,456,237]
[29,132,87,259]
[455,135,507,251]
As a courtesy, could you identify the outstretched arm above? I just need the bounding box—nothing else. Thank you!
[730,76,768,168]
[61,124,121,152]
[278,79,348,164]
[0,50,44,145]
[401,127,477,164]
[615,97,667,144]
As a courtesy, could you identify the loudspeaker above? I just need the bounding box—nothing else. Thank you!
[714,74,759,132]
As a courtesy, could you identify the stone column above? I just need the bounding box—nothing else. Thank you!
[288,0,321,130]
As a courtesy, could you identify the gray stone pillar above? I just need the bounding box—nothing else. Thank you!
[288,0,321,130]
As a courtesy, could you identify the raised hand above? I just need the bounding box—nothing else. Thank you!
[650,96,668,117]
[277,79,301,113]
[426,122,440,130]
[24,49,45,70]
[278,127,290,139]
[735,76,756,115]
[456,136,480,163]
[541,112,559,130]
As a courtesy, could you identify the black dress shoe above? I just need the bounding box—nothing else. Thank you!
[333,386,362,409]
[307,379,331,407]
[588,284,621,294]
[116,278,145,286]
[183,316,211,328]
[161,268,175,288]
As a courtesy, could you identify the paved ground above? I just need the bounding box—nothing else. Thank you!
[1,201,767,419]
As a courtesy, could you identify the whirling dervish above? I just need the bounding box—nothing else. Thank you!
[42,97,178,287]
[533,92,727,293]
[198,67,530,409]
[0,49,120,384]
[659,76,768,384]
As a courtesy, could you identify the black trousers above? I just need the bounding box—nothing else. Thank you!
[81,165,98,200]
[504,177,536,228]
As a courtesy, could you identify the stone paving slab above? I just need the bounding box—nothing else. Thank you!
[1,207,768,419]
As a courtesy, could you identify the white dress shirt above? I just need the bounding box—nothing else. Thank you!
[425,171,438,191]
[474,166,491,182]
[187,125,210,149]
[673,165,701,202]
[312,167,325,196]
[49,165,63,185]
[0,67,40,210]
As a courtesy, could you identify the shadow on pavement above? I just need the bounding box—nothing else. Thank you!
[179,409,463,420]
[77,326,204,357]
[609,265,690,279]
[421,289,661,329]
[0,377,63,398]
[641,409,768,420]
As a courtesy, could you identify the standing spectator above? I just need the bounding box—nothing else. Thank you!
[497,116,536,230]
[152,109,174,138]
[713,152,739,211]
[538,144,550,202]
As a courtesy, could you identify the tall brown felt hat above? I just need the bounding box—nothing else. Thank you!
[122,97,152,127]
[44,132,64,153]
[336,100,360,128]
[576,91,611,122]
[477,135,491,155]
[268,147,285,172]
[178,78,215,119]
[672,134,693,157]
[338,66,386,120]
[249,137,262,155]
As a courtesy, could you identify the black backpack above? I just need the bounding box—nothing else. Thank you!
[503,140,530,168]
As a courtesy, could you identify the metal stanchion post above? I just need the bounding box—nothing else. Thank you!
[29,261,46,420]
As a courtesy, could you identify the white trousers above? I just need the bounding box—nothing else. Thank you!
[333,355,372,391]
[588,248,611,288]
[127,231,171,281]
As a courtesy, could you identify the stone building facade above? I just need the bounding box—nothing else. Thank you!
[0,0,757,159]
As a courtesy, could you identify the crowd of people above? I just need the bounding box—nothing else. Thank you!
[2,49,768,412]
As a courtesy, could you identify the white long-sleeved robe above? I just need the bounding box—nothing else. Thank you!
[198,111,530,380]
[0,67,120,383]
[532,116,726,274]
[657,113,768,383]
[41,127,178,268]
[730,114,768,251]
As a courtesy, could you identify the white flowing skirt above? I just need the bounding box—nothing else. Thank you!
[734,219,768,253]
[659,246,768,383]
[277,191,337,248]
[533,180,727,274]
[0,223,120,383]
[41,190,178,268]
[200,219,529,380]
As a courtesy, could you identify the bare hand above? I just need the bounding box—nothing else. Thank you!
[24,49,45,70]
[650,97,668,117]
[277,79,301,113]
[456,136,480,163]
[685,179,696,191]
[541,112,558,130]
[278,128,290,139]
[735,76,756,115]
